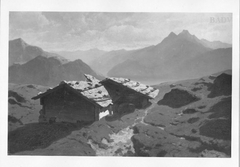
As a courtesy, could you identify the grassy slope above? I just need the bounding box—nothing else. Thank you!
[9,71,232,157]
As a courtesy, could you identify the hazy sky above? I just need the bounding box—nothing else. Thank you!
[9,12,232,51]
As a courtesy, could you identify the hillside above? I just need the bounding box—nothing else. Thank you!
[8,71,231,157]
[9,55,102,86]
[107,30,232,82]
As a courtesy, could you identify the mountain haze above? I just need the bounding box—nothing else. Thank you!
[9,30,231,84]
[55,48,107,64]
[89,49,138,76]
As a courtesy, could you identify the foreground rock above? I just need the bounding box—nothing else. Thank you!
[207,73,232,98]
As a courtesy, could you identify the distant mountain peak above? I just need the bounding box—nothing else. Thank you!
[168,32,177,37]
[157,32,177,45]
[11,38,28,47]
[176,30,204,46]
[180,29,190,35]
[178,30,194,38]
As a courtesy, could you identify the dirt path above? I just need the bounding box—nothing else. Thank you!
[88,101,157,156]
[132,100,156,127]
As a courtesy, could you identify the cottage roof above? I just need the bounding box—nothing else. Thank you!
[32,75,112,108]
[102,77,159,99]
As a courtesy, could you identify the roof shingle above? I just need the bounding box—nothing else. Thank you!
[107,77,159,99]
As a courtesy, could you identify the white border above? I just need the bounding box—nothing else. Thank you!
[0,0,239,167]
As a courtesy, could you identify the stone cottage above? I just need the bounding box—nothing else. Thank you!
[32,74,112,123]
[100,77,159,115]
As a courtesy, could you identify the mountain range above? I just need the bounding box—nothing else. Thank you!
[9,30,232,85]
[9,55,102,86]
[107,30,232,82]
[9,38,68,66]
[9,39,102,86]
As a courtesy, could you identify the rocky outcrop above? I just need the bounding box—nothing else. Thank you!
[157,88,200,108]
[8,84,49,125]
[9,90,26,103]
[208,73,232,98]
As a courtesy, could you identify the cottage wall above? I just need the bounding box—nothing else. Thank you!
[101,81,126,102]
[42,86,98,123]
[115,89,149,109]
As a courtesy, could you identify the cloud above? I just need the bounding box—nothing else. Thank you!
[10,12,50,31]
[9,12,232,51]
